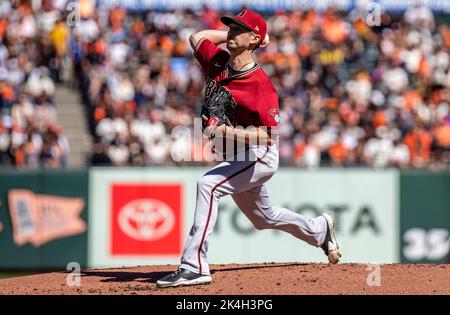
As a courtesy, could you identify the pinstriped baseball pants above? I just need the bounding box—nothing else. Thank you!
[180,144,328,275]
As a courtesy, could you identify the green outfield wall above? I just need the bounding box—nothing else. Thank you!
[0,168,448,270]
[400,171,450,264]
[0,170,89,269]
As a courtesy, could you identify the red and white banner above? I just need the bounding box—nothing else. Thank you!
[110,183,182,256]
[8,189,86,247]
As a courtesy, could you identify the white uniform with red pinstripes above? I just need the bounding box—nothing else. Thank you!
[179,144,328,275]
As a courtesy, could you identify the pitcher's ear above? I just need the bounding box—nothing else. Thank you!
[252,33,261,44]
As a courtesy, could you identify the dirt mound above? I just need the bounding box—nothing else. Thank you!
[0,263,449,295]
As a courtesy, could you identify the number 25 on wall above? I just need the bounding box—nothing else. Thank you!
[403,228,449,261]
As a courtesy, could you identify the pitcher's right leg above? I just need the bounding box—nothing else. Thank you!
[157,148,273,288]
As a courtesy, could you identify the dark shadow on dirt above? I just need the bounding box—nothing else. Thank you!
[78,263,309,284]
[79,270,168,283]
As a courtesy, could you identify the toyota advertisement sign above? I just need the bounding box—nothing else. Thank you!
[110,184,182,256]
[89,168,192,267]
[88,168,400,268]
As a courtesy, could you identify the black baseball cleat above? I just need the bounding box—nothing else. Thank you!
[156,268,212,288]
[320,213,342,264]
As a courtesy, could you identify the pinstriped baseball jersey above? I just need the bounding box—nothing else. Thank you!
[178,37,329,276]
[195,38,280,128]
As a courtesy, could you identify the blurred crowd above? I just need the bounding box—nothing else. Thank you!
[2,0,450,169]
[76,2,450,168]
[268,4,450,168]
[0,0,70,169]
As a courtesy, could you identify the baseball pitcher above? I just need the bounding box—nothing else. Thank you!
[157,9,341,288]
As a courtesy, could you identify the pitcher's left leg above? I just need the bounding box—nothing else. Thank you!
[232,185,328,247]
[233,185,341,263]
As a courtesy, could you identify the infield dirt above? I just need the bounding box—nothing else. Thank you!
[0,263,449,295]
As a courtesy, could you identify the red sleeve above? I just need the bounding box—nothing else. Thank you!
[194,38,222,74]
[257,92,279,127]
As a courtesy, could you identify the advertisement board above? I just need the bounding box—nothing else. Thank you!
[89,168,400,268]
[89,168,194,268]
[209,169,399,264]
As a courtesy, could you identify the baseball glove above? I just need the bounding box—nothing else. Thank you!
[201,85,235,138]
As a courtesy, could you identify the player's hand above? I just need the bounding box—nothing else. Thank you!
[259,33,270,48]
[202,115,226,139]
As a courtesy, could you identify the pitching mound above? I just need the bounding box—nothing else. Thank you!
[0,263,449,295]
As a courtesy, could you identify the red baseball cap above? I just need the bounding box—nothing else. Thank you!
[220,9,267,45]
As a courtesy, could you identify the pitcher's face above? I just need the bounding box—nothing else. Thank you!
[226,22,260,52]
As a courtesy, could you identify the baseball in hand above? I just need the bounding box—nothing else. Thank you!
[260,34,270,48]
